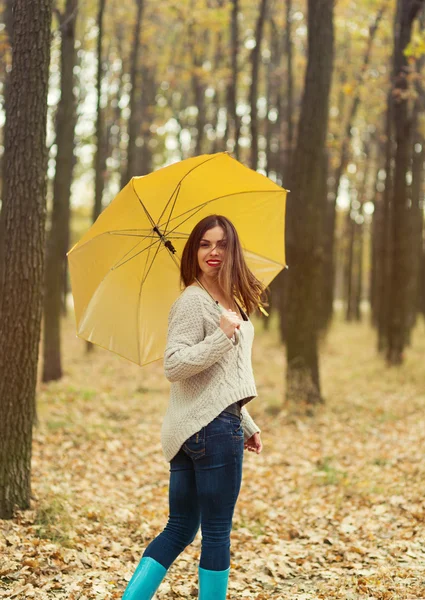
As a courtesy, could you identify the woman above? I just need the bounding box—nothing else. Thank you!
[122,214,264,600]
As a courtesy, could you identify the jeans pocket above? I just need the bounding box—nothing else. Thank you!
[216,412,243,436]
[232,419,243,436]
[183,427,206,460]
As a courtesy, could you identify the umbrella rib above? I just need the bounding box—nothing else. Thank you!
[70,174,282,259]
[137,234,156,363]
[107,229,190,241]
[243,250,286,268]
[68,229,159,254]
[157,182,181,231]
[160,189,284,237]
[69,230,188,266]
[137,236,165,363]
[131,177,185,248]
[111,233,189,240]
[163,183,181,238]
[109,230,158,237]
[156,153,224,226]
[113,238,162,270]
[130,178,156,229]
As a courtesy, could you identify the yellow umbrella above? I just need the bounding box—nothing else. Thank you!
[67,152,288,366]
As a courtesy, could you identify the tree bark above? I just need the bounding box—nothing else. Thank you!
[228,0,241,159]
[249,0,268,170]
[0,0,14,300]
[377,91,394,351]
[354,210,365,321]
[344,195,356,322]
[43,0,78,382]
[420,244,425,317]
[370,163,382,328]
[276,0,294,342]
[285,0,334,408]
[282,0,293,180]
[347,141,371,321]
[386,0,425,364]
[86,0,106,355]
[93,0,107,224]
[407,124,424,335]
[406,26,425,337]
[136,62,155,174]
[0,0,52,519]
[123,0,144,185]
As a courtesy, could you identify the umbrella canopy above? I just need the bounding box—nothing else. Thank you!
[67,152,288,366]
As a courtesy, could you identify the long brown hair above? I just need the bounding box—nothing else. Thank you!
[180,214,269,316]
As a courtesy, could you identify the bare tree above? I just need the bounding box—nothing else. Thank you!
[386,0,425,364]
[92,0,107,225]
[43,0,78,382]
[0,0,14,298]
[285,0,334,408]
[323,6,385,328]
[228,0,241,159]
[123,0,145,185]
[0,0,53,519]
[249,0,268,170]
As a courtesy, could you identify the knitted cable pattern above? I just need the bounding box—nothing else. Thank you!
[160,285,261,462]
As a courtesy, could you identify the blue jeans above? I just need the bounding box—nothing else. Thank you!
[142,409,244,571]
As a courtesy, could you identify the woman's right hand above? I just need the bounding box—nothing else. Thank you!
[220,310,241,339]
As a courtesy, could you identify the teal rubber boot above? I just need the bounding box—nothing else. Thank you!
[122,556,168,600]
[198,565,230,599]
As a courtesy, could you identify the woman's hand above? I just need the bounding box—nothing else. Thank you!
[244,432,262,454]
[219,310,241,339]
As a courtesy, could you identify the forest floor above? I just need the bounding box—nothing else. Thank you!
[1,310,425,600]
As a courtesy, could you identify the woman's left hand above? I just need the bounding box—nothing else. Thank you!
[244,432,262,454]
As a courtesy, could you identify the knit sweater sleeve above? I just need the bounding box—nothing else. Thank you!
[164,293,235,383]
[241,405,261,441]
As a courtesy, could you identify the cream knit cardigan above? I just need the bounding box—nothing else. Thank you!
[160,284,261,462]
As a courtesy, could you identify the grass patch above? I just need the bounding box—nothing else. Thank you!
[34,494,74,547]
[315,456,348,486]
[45,419,71,432]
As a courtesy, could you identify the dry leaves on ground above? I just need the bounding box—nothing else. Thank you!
[1,314,425,599]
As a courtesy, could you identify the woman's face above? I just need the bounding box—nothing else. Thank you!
[197,225,227,278]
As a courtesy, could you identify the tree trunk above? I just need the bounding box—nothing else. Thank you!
[420,244,425,317]
[136,62,155,174]
[0,0,14,300]
[354,213,364,321]
[407,131,424,335]
[86,0,106,355]
[285,0,334,408]
[276,0,294,342]
[323,7,385,327]
[123,0,144,185]
[377,92,394,352]
[406,42,425,337]
[93,0,107,225]
[43,0,78,382]
[0,0,52,520]
[344,199,356,321]
[369,164,382,328]
[350,141,371,321]
[193,66,206,157]
[281,0,293,181]
[228,0,241,159]
[211,14,226,154]
[249,0,268,170]
[387,0,425,364]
